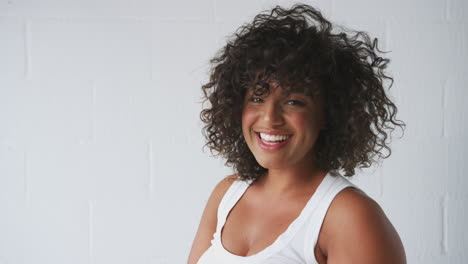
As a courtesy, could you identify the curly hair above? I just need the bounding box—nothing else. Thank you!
[199,3,405,181]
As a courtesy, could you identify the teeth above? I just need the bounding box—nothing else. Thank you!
[259,133,291,142]
[262,140,284,145]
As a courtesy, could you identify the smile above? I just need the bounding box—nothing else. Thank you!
[256,132,292,151]
[259,132,291,142]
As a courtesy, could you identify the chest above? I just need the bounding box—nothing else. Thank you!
[220,193,309,257]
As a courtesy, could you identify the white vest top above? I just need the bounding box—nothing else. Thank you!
[197,171,358,264]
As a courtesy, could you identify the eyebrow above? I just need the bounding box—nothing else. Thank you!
[246,83,318,98]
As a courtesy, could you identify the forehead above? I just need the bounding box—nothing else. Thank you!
[246,69,322,100]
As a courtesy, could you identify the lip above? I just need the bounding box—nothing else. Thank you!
[256,132,292,151]
[255,130,293,136]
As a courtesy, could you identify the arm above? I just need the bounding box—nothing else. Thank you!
[187,174,238,264]
[317,188,406,264]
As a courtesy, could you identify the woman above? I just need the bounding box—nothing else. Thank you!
[188,4,406,264]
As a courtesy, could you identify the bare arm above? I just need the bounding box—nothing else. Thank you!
[317,188,406,264]
[187,174,238,264]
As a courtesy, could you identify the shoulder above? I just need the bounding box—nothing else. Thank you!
[199,173,240,228]
[198,173,239,226]
[210,174,239,204]
[317,187,406,264]
[217,174,240,192]
[187,174,239,264]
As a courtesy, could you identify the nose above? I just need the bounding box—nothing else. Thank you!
[261,100,285,126]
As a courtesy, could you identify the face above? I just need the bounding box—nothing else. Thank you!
[241,81,326,170]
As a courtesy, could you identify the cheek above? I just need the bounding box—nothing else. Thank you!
[289,112,313,128]
[241,107,256,129]
[289,112,322,136]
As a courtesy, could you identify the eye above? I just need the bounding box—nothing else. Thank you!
[249,97,263,103]
[286,100,305,106]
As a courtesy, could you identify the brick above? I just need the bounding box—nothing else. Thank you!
[445,70,468,139]
[149,0,214,22]
[1,0,212,21]
[27,139,149,201]
[92,79,147,143]
[380,194,442,263]
[151,20,217,83]
[387,22,467,140]
[24,200,89,264]
[447,194,468,259]
[447,138,468,194]
[148,132,231,199]
[0,79,92,143]
[6,79,92,144]
[26,142,94,201]
[29,18,152,79]
[0,0,214,21]
[0,143,25,202]
[93,80,165,142]
[348,165,384,199]
[447,0,468,21]
[92,199,160,263]
[0,17,26,79]
[213,0,267,23]
[332,0,446,22]
[380,136,448,195]
[150,20,219,129]
[388,22,466,81]
[0,0,152,18]
[91,78,203,143]
[379,194,468,263]
[0,79,30,141]
[0,199,28,264]
[390,71,444,139]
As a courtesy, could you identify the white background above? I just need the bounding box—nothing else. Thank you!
[0,0,467,263]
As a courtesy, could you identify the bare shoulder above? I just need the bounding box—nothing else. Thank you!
[318,187,406,264]
[209,174,239,204]
[219,174,240,190]
[187,174,239,264]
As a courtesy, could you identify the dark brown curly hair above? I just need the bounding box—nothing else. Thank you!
[199,4,405,181]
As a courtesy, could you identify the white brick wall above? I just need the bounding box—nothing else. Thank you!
[0,0,466,263]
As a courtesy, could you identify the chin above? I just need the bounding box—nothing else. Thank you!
[255,157,289,170]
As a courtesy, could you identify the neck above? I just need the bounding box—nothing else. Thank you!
[255,152,328,196]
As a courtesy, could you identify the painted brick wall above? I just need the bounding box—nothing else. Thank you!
[0,0,466,263]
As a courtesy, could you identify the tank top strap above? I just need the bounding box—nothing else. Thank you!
[215,177,253,233]
[303,174,359,263]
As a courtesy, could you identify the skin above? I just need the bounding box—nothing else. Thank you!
[241,81,327,195]
[187,82,406,264]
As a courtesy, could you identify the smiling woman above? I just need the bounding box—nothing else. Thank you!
[242,84,326,170]
[188,3,406,264]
